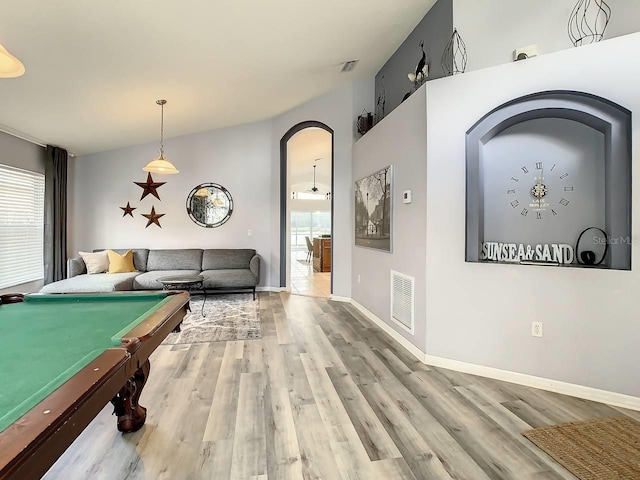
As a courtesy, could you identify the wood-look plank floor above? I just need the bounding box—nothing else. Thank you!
[44,293,638,479]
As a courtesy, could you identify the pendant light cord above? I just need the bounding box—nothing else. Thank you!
[159,102,165,159]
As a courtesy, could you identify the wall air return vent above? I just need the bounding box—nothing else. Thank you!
[390,270,415,334]
[340,60,359,73]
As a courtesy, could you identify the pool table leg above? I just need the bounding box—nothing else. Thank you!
[110,360,150,433]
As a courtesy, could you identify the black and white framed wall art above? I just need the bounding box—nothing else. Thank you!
[355,165,393,252]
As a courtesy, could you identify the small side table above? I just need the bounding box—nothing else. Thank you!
[158,274,207,318]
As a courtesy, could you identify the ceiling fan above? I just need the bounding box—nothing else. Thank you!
[302,159,323,194]
[310,164,319,193]
[292,159,330,199]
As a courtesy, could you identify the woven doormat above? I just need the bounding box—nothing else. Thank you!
[522,417,640,479]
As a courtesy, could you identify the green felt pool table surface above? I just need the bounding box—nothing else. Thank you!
[0,292,174,433]
[0,291,190,480]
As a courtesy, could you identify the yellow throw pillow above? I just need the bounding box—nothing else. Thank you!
[107,250,137,273]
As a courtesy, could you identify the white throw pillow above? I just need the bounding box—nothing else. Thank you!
[79,250,110,274]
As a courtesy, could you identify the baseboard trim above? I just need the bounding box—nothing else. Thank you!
[350,299,426,363]
[256,287,285,293]
[422,354,640,411]
[349,299,640,411]
[330,295,351,303]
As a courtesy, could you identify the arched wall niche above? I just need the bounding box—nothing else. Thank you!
[465,90,631,270]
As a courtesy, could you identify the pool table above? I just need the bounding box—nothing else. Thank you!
[0,291,190,480]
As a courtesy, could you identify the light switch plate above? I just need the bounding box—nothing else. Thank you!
[403,190,412,204]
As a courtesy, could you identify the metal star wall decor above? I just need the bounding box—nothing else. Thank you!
[142,206,165,228]
[134,173,166,200]
[120,202,136,217]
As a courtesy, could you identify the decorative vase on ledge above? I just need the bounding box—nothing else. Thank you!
[568,0,611,47]
[442,28,467,76]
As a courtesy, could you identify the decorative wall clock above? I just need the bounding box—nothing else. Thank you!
[506,161,574,221]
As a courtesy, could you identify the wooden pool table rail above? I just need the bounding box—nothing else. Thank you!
[0,291,189,480]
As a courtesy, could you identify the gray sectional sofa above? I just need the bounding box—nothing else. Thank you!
[40,248,260,299]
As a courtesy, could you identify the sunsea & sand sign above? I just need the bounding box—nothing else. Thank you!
[481,242,574,264]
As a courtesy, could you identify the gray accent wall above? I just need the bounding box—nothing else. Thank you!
[374,0,452,121]
[0,130,45,174]
[352,86,428,351]
[481,118,607,248]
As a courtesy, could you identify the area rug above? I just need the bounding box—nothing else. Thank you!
[162,294,261,345]
[522,417,640,480]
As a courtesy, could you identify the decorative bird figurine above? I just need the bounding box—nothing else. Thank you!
[376,76,386,121]
[408,40,428,84]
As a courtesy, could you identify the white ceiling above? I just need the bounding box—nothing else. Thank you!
[0,0,435,155]
[288,127,332,192]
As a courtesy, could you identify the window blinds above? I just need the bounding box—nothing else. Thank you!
[0,164,45,289]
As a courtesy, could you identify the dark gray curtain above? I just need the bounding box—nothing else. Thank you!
[44,145,68,284]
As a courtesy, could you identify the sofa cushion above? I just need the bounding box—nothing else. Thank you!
[107,250,137,273]
[68,257,87,277]
[146,249,203,271]
[94,249,149,272]
[39,272,141,293]
[78,250,109,274]
[132,270,201,290]
[202,249,256,270]
[201,269,258,289]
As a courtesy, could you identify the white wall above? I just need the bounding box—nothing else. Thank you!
[69,120,274,285]
[290,199,331,213]
[425,33,640,397]
[271,78,374,297]
[69,77,375,292]
[352,86,428,351]
[453,0,640,72]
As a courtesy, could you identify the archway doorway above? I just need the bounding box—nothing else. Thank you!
[280,121,334,296]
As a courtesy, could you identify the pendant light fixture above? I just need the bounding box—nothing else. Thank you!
[143,99,179,174]
[0,43,25,78]
[194,187,211,197]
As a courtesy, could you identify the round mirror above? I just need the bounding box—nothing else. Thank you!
[186,183,234,228]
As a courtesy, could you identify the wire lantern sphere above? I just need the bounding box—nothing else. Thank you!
[568,0,611,47]
[442,28,467,76]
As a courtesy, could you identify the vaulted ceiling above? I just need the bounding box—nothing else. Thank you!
[0,0,436,155]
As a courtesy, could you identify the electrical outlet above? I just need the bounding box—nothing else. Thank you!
[357,274,361,283]
[247,229,252,236]
[532,321,543,337]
